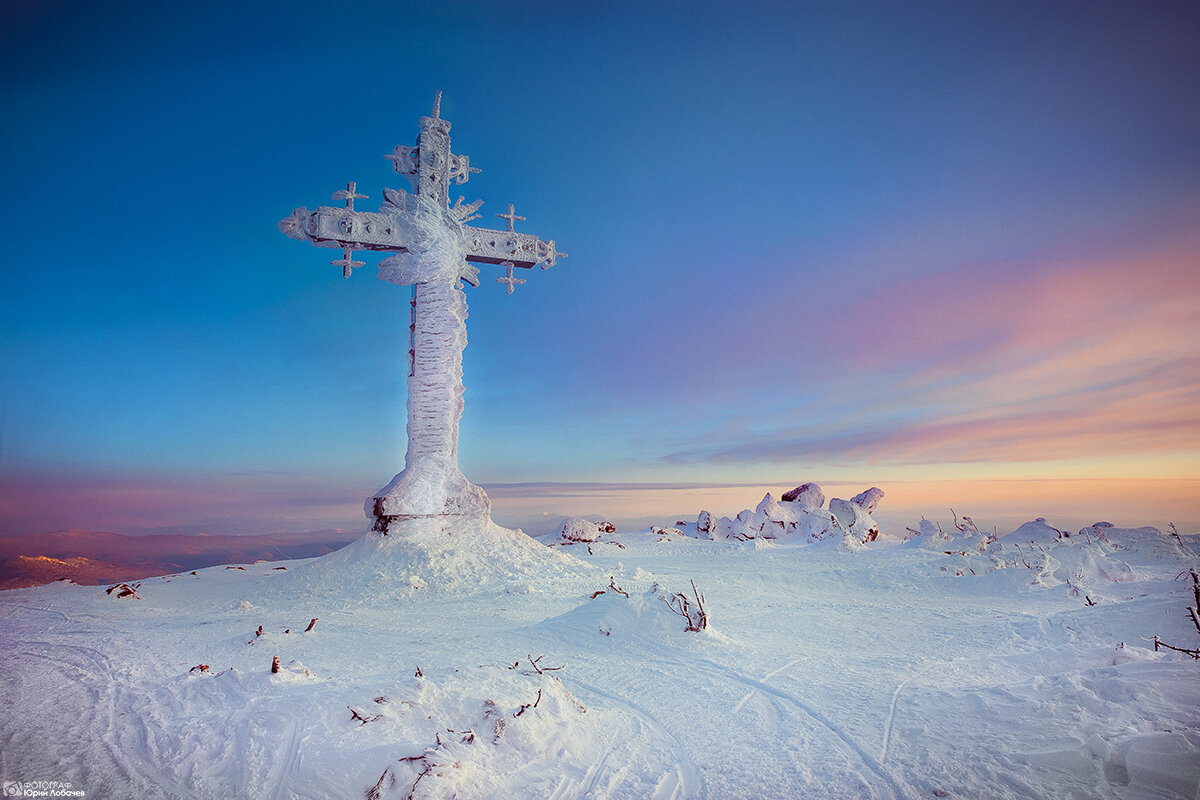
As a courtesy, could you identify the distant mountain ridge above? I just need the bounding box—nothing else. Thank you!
[0,528,362,590]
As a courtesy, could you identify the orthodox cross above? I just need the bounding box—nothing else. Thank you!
[279,93,565,534]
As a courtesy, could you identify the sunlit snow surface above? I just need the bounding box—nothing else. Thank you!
[2,519,1198,799]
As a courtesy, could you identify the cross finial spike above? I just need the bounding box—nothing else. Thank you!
[332,246,365,279]
[497,203,526,232]
[332,181,367,211]
[432,91,442,119]
[497,261,526,295]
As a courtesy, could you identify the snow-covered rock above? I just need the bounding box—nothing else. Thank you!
[850,487,884,514]
[557,517,601,543]
[696,510,719,538]
[1006,518,1071,545]
[830,497,880,543]
[713,488,859,545]
[781,482,825,509]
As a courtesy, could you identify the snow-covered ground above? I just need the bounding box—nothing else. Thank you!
[2,508,1199,799]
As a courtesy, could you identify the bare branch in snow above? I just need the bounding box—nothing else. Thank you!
[349,706,382,725]
[1152,570,1200,659]
[366,767,394,800]
[662,579,708,632]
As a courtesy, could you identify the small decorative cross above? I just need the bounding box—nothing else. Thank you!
[332,182,367,211]
[332,246,365,279]
[497,204,525,232]
[496,261,526,295]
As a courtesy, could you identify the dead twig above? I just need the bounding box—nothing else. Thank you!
[1190,569,1200,636]
[349,706,382,725]
[1152,570,1200,659]
[515,688,543,717]
[527,654,563,674]
[366,767,394,800]
[1153,635,1200,659]
[189,663,210,673]
[607,577,629,597]
[304,617,318,633]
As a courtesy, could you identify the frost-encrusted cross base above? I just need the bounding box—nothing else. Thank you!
[279,93,565,534]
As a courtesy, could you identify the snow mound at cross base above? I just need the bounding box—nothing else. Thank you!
[290,518,597,599]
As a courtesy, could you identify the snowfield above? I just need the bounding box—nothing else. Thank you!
[2,511,1199,800]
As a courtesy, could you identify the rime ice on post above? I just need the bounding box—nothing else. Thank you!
[279,93,565,534]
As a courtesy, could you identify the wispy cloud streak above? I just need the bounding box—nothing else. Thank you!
[664,242,1200,468]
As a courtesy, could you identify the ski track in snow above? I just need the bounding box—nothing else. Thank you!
[266,719,302,800]
[731,656,804,714]
[569,678,705,800]
[690,657,908,800]
[879,661,934,766]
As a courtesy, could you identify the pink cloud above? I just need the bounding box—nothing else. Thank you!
[669,239,1200,469]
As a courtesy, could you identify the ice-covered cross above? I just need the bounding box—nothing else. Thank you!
[279,93,565,534]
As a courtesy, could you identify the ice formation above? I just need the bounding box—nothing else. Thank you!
[279,94,564,534]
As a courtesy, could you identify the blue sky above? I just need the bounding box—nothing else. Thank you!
[2,1,1198,536]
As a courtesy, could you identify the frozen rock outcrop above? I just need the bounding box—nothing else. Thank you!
[694,482,885,546]
[830,497,880,543]
[557,517,601,543]
[781,483,824,509]
[851,487,885,514]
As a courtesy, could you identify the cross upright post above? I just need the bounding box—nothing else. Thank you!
[279,93,565,534]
